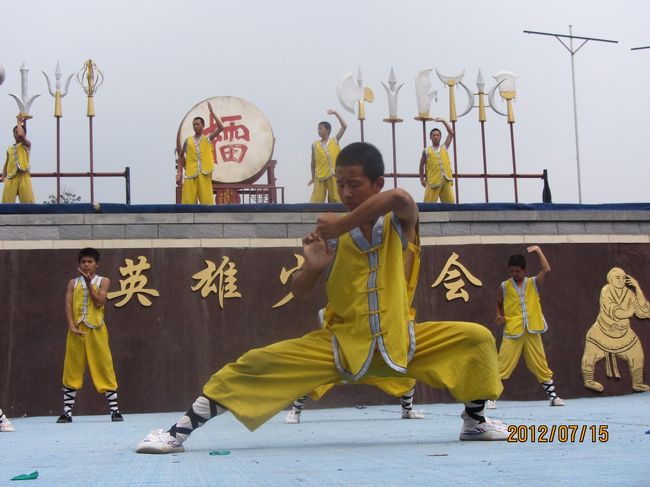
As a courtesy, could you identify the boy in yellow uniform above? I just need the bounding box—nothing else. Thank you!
[1,115,35,203]
[308,109,347,203]
[57,248,123,423]
[177,102,224,205]
[418,117,455,203]
[490,246,565,408]
[137,142,506,454]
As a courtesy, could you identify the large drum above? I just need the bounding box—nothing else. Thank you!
[176,96,275,184]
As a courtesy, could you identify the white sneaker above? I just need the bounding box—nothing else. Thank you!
[459,412,508,441]
[486,400,497,409]
[136,429,185,454]
[550,397,566,406]
[401,409,425,419]
[285,410,301,424]
[0,419,15,432]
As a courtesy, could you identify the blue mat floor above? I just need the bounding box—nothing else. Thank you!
[1,394,648,486]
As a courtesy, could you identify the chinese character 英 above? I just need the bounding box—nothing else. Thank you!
[107,256,160,307]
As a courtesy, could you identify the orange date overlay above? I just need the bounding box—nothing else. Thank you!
[507,424,609,443]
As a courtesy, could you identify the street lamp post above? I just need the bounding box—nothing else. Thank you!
[523,26,618,204]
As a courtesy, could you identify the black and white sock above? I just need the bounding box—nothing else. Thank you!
[400,387,416,413]
[542,380,557,400]
[291,395,308,414]
[0,408,6,423]
[168,395,227,444]
[63,387,77,417]
[105,390,119,414]
[464,400,487,423]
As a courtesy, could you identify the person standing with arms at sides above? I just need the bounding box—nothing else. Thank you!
[1,115,35,203]
[177,102,224,205]
[418,117,455,203]
[308,109,347,203]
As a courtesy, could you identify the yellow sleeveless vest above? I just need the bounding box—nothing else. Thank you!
[424,146,452,188]
[5,143,30,179]
[185,136,215,178]
[323,213,416,381]
[313,138,340,180]
[73,276,105,328]
[502,277,547,338]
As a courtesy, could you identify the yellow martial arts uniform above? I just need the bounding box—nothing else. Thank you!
[497,277,553,382]
[310,231,422,400]
[62,276,118,393]
[202,213,502,431]
[2,143,34,203]
[181,135,215,205]
[423,146,454,204]
[310,138,341,203]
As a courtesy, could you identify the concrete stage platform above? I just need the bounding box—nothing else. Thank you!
[1,394,648,486]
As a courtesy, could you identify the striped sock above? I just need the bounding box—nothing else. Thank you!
[400,387,416,413]
[292,395,308,414]
[542,380,557,400]
[168,395,227,444]
[105,390,119,414]
[63,387,77,418]
[464,400,487,423]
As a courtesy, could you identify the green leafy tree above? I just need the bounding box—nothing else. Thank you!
[43,189,82,204]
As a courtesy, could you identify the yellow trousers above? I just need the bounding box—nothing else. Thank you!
[423,181,454,203]
[310,177,340,203]
[203,321,502,431]
[181,173,215,205]
[62,323,118,393]
[497,332,553,383]
[2,172,35,203]
[310,376,415,401]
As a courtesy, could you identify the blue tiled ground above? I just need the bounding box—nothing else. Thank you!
[1,395,648,486]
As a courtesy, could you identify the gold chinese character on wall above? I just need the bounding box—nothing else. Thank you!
[191,257,242,309]
[431,252,483,302]
[107,256,160,307]
[271,254,305,309]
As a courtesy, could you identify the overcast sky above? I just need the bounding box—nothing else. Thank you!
[1,0,648,205]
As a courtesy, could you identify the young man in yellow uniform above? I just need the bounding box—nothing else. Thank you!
[57,248,123,423]
[489,246,565,408]
[137,142,506,454]
[1,115,35,203]
[418,117,455,204]
[177,102,224,205]
[308,109,347,203]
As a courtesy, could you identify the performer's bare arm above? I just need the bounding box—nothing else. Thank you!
[14,115,31,149]
[495,288,505,325]
[206,102,225,141]
[78,268,110,308]
[308,147,315,185]
[528,245,550,284]
[328,109,347,142]
[291,232,332,298]
[316,188,419,245]
[1,154,7,182]
[418,151,427,188]
[65,279,87,336]
[434,117,454,149]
